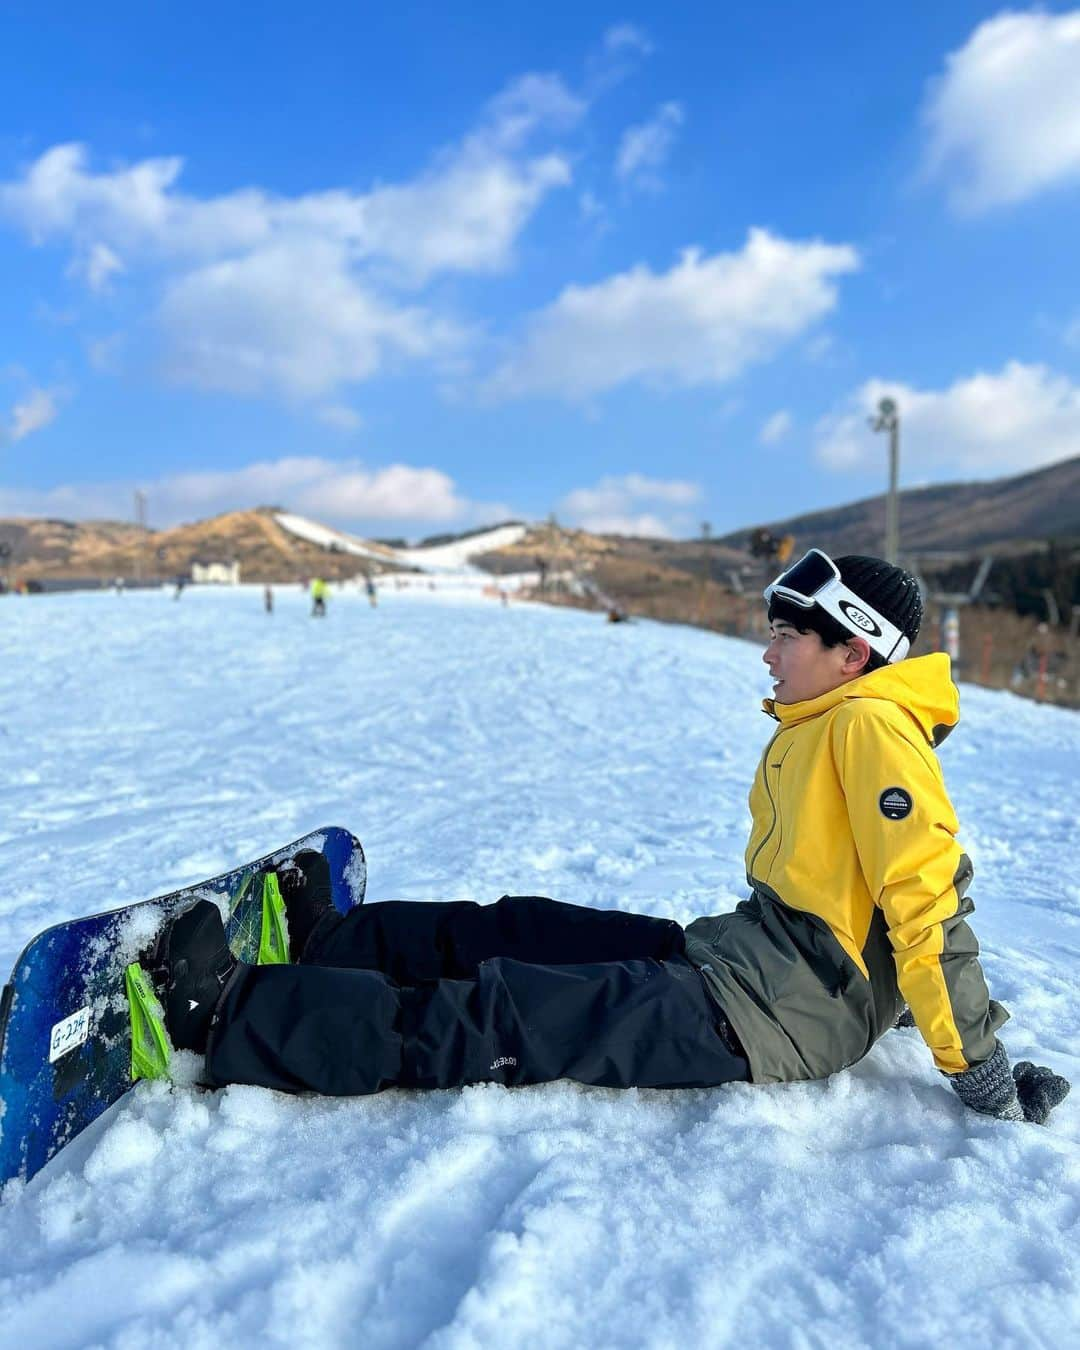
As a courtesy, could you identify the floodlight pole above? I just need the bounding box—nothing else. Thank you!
[870,398,900,564]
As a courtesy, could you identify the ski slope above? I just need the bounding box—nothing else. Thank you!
[274,512,529,573]
[393,523,529,572]
[273,512,401,564]
[0,585,1077,1349]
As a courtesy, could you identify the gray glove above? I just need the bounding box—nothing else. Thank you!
[1012,1060,1071,1125]
[949,1041,1070,1124]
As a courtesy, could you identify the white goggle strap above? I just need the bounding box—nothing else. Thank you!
[813,579,910,663]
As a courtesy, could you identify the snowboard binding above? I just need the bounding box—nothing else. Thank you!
[124,868,299,1082]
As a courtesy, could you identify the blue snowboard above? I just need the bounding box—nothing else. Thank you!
[0,826,365,1189]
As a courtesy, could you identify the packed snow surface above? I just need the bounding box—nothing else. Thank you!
[273,512,398,564]
[393,523,528,572]
[274,513,528,573]
[0,585,1077,1349]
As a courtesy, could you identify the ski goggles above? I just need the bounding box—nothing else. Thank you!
[763,548,911,663]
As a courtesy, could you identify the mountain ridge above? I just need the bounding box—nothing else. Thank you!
[719,455,1080,558]
[1,456,1076,585]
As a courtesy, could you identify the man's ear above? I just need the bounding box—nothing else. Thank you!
[842,636,872,675]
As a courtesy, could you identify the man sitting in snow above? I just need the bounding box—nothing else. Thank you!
[153,551,1069,1124]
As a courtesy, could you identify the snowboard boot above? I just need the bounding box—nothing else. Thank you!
[151,899,237,1053]
[275,850,335,961]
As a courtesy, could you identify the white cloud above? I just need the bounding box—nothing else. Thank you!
[759,410,792,445]
[480,73,586,153]
[0,69,581,287]
[923,10,1080,211]
[316,404,363,432]
[815,362,1080,476]
[0,455,506,530]
[290,463,465,522]
[576,512,677,537]
[616,102,684,189]
[0,73,582,403]
[66,241,124,292]
[559,472,701,537]
[487,228,859,401]
[0,106,574,285]
[603,24,653,57]
[158,241,463,398]
[356,149,570,283]
[587,23,654,97]
[0,144,185,245]
[2,386,61,444]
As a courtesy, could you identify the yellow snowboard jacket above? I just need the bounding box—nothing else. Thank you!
[685,654,1007,1084]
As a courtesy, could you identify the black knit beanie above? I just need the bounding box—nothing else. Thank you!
[768,554,923,665]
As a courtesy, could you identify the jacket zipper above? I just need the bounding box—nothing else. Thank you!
[766,743,794,876]
[748,727,789,880]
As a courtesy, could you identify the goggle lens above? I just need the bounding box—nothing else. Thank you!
[770,550,837,600]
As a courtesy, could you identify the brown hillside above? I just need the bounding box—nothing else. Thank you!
[719,455,1080,557]
[0,509,408,585]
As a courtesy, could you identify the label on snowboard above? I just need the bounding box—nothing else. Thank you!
[0,826,365,1189]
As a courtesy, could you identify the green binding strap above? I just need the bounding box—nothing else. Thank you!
[258,872,290,965]
[125,963,171,1081]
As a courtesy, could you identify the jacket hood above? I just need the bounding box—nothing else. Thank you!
[762,653,960,747]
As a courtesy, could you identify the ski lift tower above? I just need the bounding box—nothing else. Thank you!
[869,397,900,565]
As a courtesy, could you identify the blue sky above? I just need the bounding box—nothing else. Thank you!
[1,2,1079,540]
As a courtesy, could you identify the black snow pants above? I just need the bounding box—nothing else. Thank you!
[204,895,750,1095]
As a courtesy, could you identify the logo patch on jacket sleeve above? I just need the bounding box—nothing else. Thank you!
[879,787,913,820]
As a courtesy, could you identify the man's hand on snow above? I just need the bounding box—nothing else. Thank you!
[949,1041,1070,1124]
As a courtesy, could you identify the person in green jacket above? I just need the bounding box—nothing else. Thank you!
[149,552,1070,1124]
[310,576,328,617]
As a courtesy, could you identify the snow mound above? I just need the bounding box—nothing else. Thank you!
[275,513,529,575]
[396,524,529,572]
[274,512,398,563]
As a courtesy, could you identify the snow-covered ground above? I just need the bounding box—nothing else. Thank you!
[0,585,1077,1349]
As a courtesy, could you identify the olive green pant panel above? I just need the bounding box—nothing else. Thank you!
[686,889,901,1085]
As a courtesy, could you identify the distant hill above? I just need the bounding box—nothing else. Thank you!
[0,508,399,585]
[3,456,1077,590]
[718,455,1080,558]
[0,516,145,576]
[0,509,529,585]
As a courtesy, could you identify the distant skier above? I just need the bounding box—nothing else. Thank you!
[310,577,328,617]
[365,574,377,608]
[264,585,274,614]
[151,552,1069,1124]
